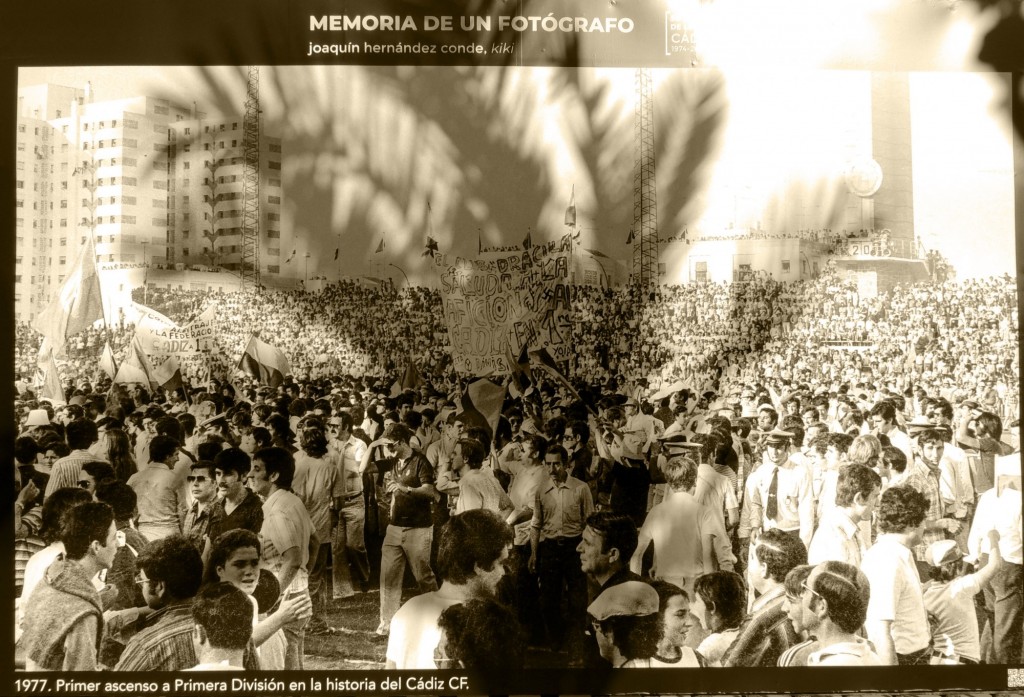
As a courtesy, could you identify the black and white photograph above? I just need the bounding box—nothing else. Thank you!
[5,0,1023,694]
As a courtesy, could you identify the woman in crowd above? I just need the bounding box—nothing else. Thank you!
[648,580,705,667]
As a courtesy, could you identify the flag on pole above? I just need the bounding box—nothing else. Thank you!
[334,248,340,260]
[32,236,104,348]
[459,378,507,442]
[151,356,183,393]
[114,335,157,386]
[98,341,117,379]
[522,229,532,250]
[505,340,534,398]
[375,237,385,254]
[528,347,592,413]
[478,230,483,254]
[38,347,66,405]
[564,185,576,227]
[238,335,290,388]
[626,228,635,245]
[423,236,438,258]
[285,249,296,263]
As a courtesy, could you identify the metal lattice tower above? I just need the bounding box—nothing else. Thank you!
[241,66,261,289]
[632,67,659,289]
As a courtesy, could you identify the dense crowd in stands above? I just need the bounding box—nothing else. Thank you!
[12,266,1021,677]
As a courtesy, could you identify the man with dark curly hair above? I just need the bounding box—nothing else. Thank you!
[860,484,930,665]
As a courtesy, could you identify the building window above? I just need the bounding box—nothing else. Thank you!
[269,143,281,153]
[781,260,791,272]
[268,161,281,170]
[184,161,190,170]
[268,195,281,204]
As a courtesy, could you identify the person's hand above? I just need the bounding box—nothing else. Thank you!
[527,554,537,574]
[945,519,963,535]
[987,529,1001,545]
[17,479,39,506]
[278,592,313,623]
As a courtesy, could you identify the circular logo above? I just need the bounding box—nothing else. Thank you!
[844,158,883,198]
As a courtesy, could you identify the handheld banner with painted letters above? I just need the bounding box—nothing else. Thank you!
[134,305,217,355]
[434,233,572,376]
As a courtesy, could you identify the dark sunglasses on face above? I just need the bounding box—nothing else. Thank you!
[186,475,209,483]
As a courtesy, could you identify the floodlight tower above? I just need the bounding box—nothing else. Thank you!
[632,67,659,290]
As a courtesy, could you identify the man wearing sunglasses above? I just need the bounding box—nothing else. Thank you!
[180,461,221,554]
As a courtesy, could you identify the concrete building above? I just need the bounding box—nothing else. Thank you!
[15,83,286,325]
[166,118,283,276]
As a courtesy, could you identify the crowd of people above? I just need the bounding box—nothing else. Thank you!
[11,264,1022,676]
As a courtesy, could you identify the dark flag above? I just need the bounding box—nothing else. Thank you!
[423,236,439,258]
[238,335,290,388]
[505,340,533,398]
[334,248,339,260]
[522,229,532,250]
[375,238,385,254]
[626,228,635,245]
[285,249,296,263]
[528,347,593,414]
[459,378,506,443]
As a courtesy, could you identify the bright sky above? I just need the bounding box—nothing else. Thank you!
[19,62,1016,281]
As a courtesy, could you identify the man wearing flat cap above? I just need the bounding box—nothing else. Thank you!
[748,428,814,549]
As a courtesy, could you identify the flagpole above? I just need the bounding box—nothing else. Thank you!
[80,162,121,382]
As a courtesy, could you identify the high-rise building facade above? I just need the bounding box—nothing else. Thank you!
[166,119,283,275]
[15,83,284,324]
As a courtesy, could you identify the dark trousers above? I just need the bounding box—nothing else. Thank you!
[896,646,931,666]
[537,535,586,651]
[499,544,546,644]
[993,561,1023,664]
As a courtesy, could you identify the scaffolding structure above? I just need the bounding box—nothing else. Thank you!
[631,67,659,290]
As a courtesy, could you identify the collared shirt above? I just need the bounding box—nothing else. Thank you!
[531,475,594,541]
[695,463,738,528]
[261,488,312,594]
[44,450,104,498]
[939,444,973,517]
[127,462,181,541]
[895,460,945,552]
[862,534,930,655]
[293,452,344,542]
[181,500,221,552]
[966,487,1023,564]
[508,464,550,546]
[387,452,435,528]
[454,468,512,516]
[209,489,264,541]
[115,601,197,671]
[331,436,366,496]
[807,638,884,666]
[748,458,814,547]
[807,507,865,567]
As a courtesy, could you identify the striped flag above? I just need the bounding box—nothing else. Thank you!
[238,334,290,388]
[459,378,506,443]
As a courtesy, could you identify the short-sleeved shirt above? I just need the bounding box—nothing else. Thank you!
[508,465,550,546]
[260,488,312,594]
[861,534,930,655]
[389,452,435,528]
[807,507,865,567]
[293,452,344,542]
[385,591,461,669]
[208,489,264,541]
[923,574,984,661]
[127,463,181,541]
[531,475,594,541]
[639,490,733,586]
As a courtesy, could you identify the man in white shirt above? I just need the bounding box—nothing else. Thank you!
[808,464,881,568]
[749,429,815,548]
[386,509,512,669]
[328,413,370,597]
[861,485,931,665]
[802,561,883,666]
[966,453,1022,664]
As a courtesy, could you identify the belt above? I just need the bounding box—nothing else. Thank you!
[541,535,582,546]
[343,492,363,501]
[931,650,978,665]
